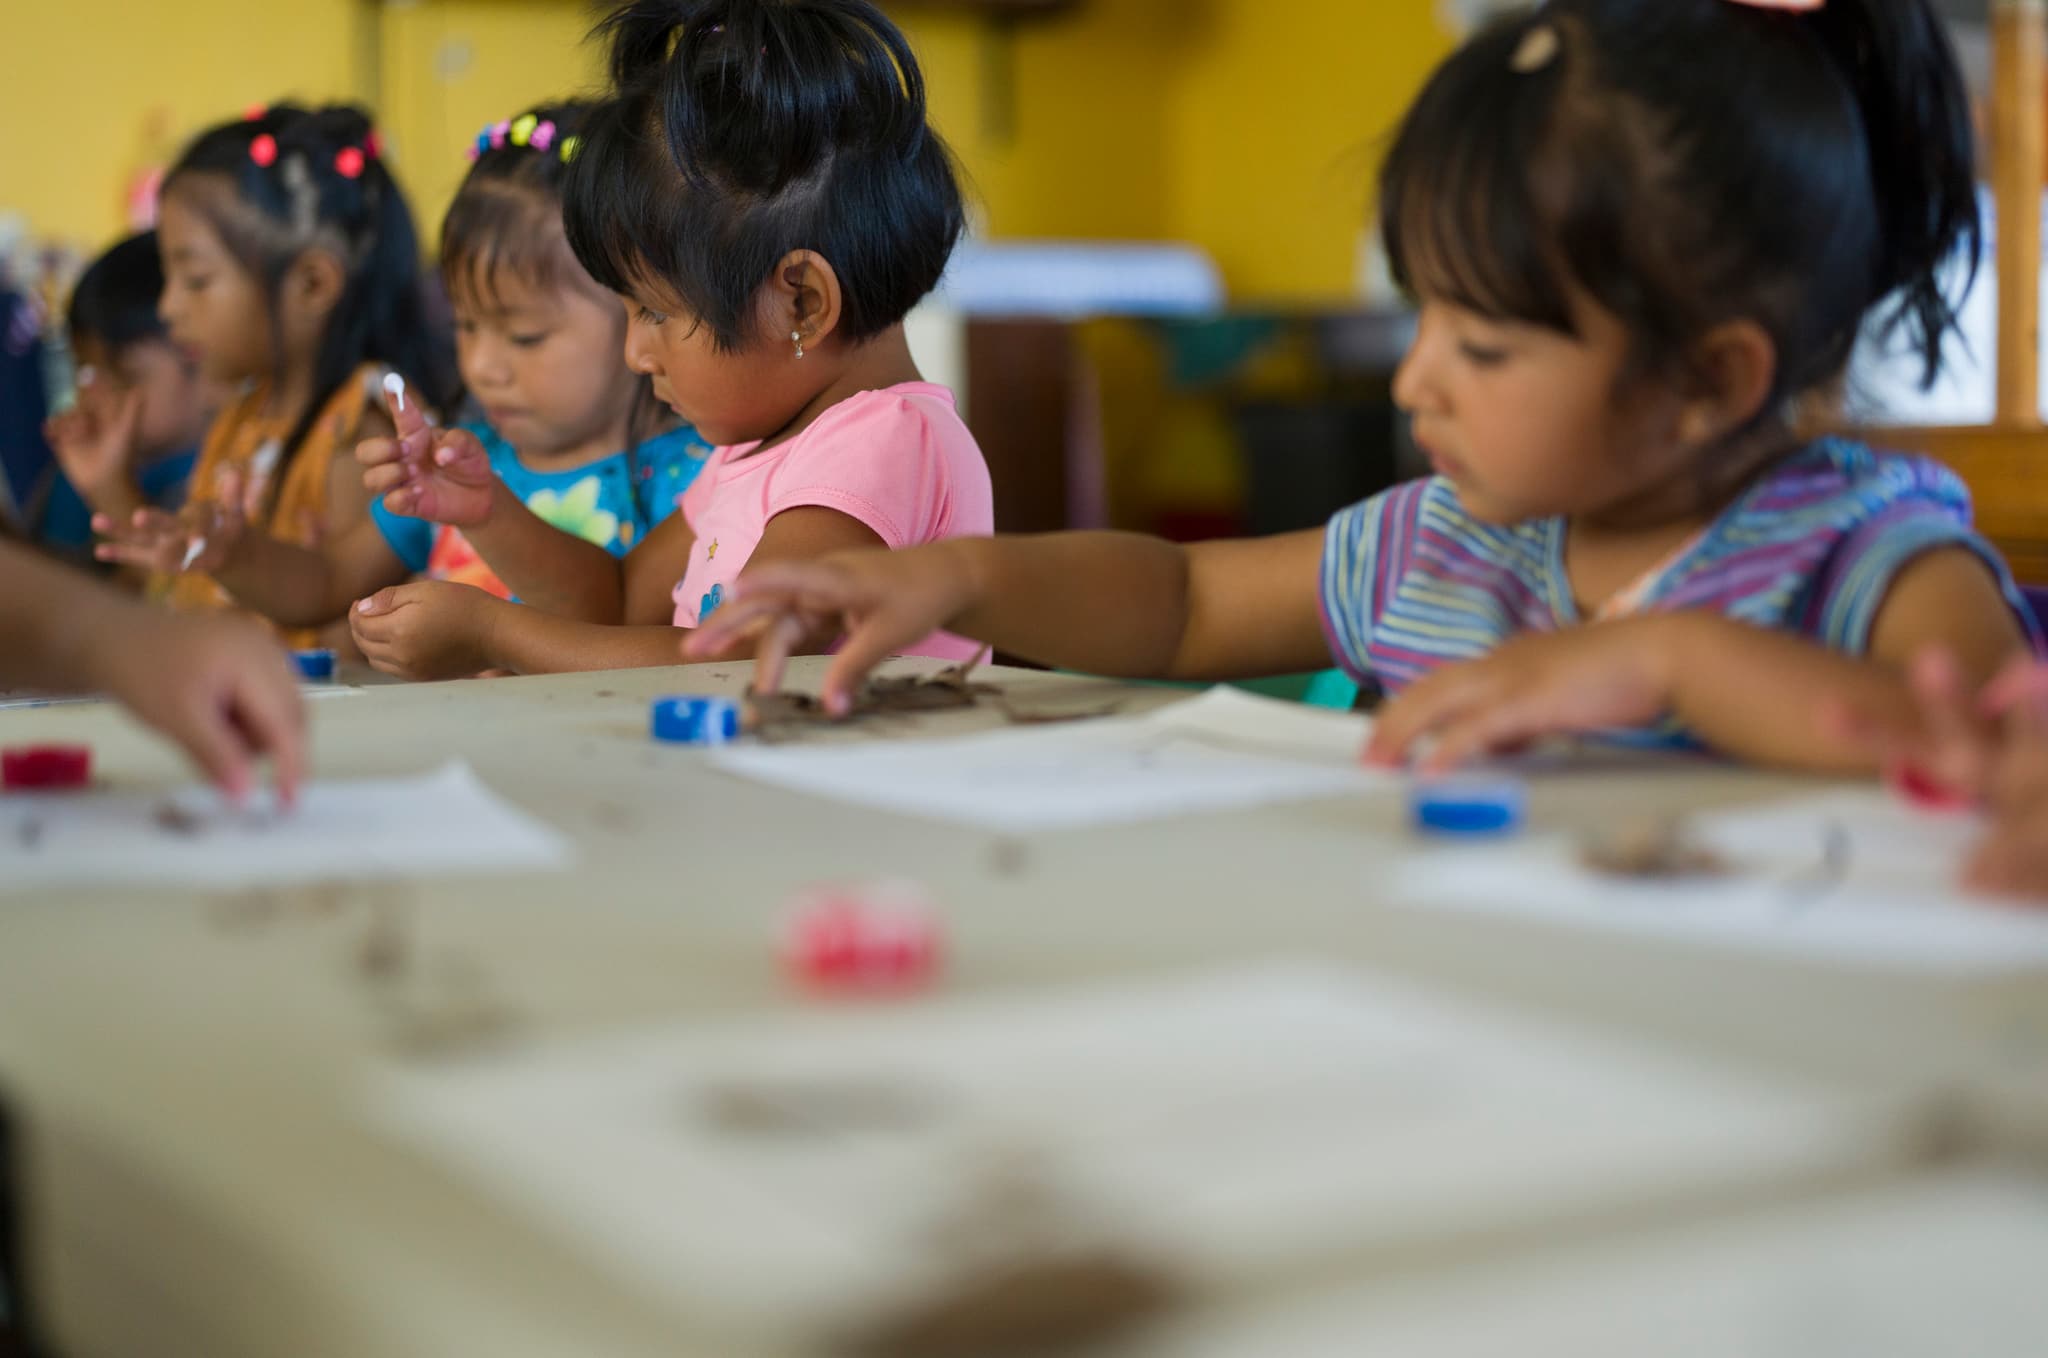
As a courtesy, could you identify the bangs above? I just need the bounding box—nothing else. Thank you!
[562,95,688,306]
[1378,13,1581,335]
[441,180,583,314]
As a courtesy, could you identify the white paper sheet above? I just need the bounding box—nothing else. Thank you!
[375,963,1901,1347]
[0,761,571,892]
[711,687,1394,831]
[1394,789,2048,970]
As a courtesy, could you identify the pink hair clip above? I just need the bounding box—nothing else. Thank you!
[529,120,557,152]
[363,129,383,160]
[249,133,278,168]
[489,119,511,150]
[334,146,365,179]
[243,103,267,122]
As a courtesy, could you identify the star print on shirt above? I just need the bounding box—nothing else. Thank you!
[707,539,719,560]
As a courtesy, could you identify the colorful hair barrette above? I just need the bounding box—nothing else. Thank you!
[468,115,567,161]
[334,146,365,179]
[249,133,278,168]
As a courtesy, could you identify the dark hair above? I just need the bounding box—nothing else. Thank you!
[563,0,966,352]
[1380,0,1979,418]
[162,103,458,489]
[67,232,170,354]
[443,98,666,443]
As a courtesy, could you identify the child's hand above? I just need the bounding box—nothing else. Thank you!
[684,545,976,713]
[1366,617,1675,771]
[349,580,502,681]
[1826,648,2048,809]
[92,468,250,576]
[44,367,142,502]
[357,379,495,526]
[79,607,305,805]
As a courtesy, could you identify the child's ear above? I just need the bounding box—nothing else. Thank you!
[286,248,348,323]
[1677,319,1777,447]
[771,250,844,352]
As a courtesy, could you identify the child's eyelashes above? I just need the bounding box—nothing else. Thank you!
[509,332,550,349]
[636,306,668,327]
[1457,341,1510,368]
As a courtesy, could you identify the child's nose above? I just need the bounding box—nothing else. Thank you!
[622,326,660,377]
[1391,315,1446,417]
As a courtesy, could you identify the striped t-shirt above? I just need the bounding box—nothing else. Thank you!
[1319,438,2040,748]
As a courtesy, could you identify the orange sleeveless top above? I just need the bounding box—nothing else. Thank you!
[158,364,387,649]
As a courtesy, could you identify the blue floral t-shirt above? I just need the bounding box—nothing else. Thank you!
[370,421,710,598]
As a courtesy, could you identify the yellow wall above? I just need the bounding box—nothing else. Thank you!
[376,1,605,252]
[5,0,369,250]
[899,0,1451,298]
[1166,1,1452,301]
[1,0,1451,302]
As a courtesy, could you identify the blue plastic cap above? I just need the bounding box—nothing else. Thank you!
[1410,777,1527,837]
[292,649,336,681]
[651,695,741,746]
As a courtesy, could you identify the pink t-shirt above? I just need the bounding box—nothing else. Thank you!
[670,382,994,660]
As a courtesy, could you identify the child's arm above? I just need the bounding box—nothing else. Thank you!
[356,397,630,622]
[209,525,407,628]
[95,463,407,627]
[1366,548,2027,774]
[0,539,304,799]
[44,376,145,524]
[351,508,888,679]
[689,529,1337,711]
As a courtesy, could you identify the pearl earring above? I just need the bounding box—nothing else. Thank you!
[791,330,806,359]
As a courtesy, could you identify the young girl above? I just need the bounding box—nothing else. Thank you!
[693,0,2041,776]
[40,231,214,577]
[93,103,455,649]
[99,101,710,632]
[348,0,991,680]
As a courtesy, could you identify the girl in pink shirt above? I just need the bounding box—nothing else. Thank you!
[349,0,992,679]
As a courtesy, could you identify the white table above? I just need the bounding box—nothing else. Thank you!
[0,661,2044,1357]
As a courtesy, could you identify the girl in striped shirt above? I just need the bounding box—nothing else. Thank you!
[693,0,2040,776]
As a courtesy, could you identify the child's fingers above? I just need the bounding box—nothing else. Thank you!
[1907,647,1990,790]
[817,617,916,717]
[354,435,404,468]
[1418,701,1535,774]
[431,428,489,471]
[167,694,258,805]
[1981,656,2048,719]
[353,587,405,621]
[687,590,803,657]
[94,541,166,568]
[748,611,817,700]
[1365,672,1482,766]
[379,484,427,519]
[228,665,307,808]
[382,373,428,439]
[362,463,414,499]
[110,385,143,442]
